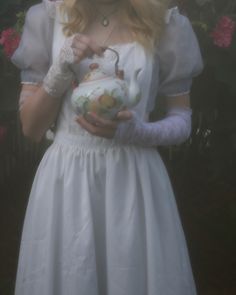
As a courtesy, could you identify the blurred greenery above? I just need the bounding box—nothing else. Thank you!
[0,0,38,31]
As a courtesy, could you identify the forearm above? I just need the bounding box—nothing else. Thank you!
[19,34,104,142]
[20,86,61,142]
[115,107,192,147]
[19,37,75,142]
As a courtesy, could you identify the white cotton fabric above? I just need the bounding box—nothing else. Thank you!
[12,1,203,295]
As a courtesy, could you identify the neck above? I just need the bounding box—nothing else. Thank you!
[95,1,121,16]
[96,0,119,4]
[95,0,121,11]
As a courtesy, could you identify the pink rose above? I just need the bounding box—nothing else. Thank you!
[210,16,236,48]
[0,28,21,58]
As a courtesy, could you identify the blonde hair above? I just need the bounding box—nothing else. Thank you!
[61,0,170,51]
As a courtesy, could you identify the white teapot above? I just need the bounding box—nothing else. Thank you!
[71,47,141,119]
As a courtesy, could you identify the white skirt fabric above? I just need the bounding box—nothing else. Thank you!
[15,131,197,295]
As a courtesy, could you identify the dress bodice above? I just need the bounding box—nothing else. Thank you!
[55,41,154,138]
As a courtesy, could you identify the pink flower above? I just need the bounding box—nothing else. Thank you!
[0,126,7,144]
[0,28,21,58]
[210,16,236,48]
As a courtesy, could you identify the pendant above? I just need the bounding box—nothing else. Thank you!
[102,17,109,27]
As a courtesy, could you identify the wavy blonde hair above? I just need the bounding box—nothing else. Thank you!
[60,0,170,51]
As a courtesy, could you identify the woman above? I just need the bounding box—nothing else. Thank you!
[12,0,203,294]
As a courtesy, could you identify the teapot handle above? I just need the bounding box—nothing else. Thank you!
[102,46,120,76]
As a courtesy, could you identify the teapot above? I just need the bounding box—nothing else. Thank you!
[71,47,141,119]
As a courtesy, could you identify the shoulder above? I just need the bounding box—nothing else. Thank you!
[164,6,190,28]
[23,0,64,40]
[157,7,199,52]
[160,6,196,45]
[155,7,203,97]
[26,0,62,21]
[11,0,58,72]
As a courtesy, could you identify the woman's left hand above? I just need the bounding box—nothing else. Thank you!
[76,110,132,139]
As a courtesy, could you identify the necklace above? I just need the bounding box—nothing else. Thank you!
[98,7,119,27]
[101,22,117,46]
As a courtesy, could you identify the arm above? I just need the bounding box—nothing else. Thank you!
[19,35,103,142]
[76,94,192,147]
[115,94,192,146]
[19,84,61,142]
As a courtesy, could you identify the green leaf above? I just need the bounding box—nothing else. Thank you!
[15,10,26,33]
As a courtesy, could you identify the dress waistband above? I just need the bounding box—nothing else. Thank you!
[53,130,128,150]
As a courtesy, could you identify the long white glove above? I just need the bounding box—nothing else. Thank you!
[114,107,192,146]
[43,36,76,98]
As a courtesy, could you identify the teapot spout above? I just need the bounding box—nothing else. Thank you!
[127,68,142,108]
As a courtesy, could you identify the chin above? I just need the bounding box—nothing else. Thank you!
[96,0,120,3]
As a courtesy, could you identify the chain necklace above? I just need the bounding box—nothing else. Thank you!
[98,7,119,27]
[101,22,117,46]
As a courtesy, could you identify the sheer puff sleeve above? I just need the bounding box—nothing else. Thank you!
[157,7,204,97]
[11,0,59,84]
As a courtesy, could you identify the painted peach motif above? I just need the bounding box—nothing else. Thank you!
[98,94,117,109]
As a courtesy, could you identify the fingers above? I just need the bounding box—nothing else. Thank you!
[75,111,133,139]
[76,114,117,139]
[86,112,119,129]
[116,110,133,121]
[76,109,133,138]
[72,34,104,62]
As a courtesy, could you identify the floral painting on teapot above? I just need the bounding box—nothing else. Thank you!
[71,48,141,119]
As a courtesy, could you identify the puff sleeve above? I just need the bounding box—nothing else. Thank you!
[11,1,55,84]
[157,7,203,97]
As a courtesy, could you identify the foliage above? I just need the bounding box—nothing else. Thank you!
[0,0,35,56]
[0,0,37,32]
[179,0,236,181]
[0,0,36,147]
[185,0,236,96]
[158,1,236,237]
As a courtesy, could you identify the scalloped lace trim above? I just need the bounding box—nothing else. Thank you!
[42,0,63,19]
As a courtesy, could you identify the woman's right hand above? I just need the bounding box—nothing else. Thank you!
[43,34,104,98]
[58,34,104,73]
[76,109,133,139]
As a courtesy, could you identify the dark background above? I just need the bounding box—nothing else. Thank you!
[1,0,236,294]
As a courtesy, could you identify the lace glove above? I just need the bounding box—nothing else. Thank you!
[43,36,76,98]
[114,107,192,147]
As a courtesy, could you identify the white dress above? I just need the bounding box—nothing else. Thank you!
[12,1,203,295]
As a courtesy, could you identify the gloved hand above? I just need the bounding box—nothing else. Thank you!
[43,34,104,98]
